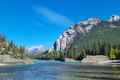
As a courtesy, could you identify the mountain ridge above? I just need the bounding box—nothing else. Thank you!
[53,15,120,52]
[32,15,120,60]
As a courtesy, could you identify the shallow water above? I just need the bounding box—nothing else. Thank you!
[0,60,120,80]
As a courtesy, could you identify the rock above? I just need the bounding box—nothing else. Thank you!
[81,55,109,65]
[80,17,101,25]
[108,15,120,22]
[54,28,76,51]
[23,58,33,64]
[0,55,33,65]
[53,15,120,52]
[53,25,97,51]
[108,15,120,26]
[64,58,79,63]
[53,17,102,51]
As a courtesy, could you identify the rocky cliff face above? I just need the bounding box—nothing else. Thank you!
[53,15,120,51]
[108,15,120,26]
[108,15,120,22]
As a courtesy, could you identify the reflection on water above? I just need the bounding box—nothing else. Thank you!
[112,64,120,75]
[0,61,120,80]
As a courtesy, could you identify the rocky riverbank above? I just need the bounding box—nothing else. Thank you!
[81,55,119,65]
[0,55,33,66]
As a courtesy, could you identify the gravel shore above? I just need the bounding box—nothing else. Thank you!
[0,55,33,66]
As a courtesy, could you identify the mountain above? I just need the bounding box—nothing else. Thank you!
[53,17,101,51]
[27,45,48,54]
[52,15,120,60]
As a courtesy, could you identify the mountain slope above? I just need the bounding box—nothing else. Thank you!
[0,35,25,59]
[52,15,120,60]
[27,45,47,54]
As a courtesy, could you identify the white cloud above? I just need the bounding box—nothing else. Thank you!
[33,6,74,27]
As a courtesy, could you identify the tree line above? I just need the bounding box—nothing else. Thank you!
[33,40,120,61]
[0,35,26,59]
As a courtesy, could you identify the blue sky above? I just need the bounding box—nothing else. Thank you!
[0,0,120,48]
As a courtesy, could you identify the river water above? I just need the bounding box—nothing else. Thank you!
[0,60,120,80]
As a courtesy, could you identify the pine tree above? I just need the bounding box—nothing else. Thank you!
[95,41,100,55]
[109,47,116,60]
[115,47,119,59]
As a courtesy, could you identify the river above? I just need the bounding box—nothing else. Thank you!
[0,60,120,80]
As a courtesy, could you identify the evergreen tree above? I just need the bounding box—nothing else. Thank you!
[109,47,116,60]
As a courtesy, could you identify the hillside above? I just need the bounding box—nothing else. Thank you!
[52,15,120,60]
[0,35,34,64]
[34,15,120,60]
[0,35,25,59]
[69,22,120,60]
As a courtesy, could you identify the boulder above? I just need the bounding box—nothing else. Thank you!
[81,55,109,65]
